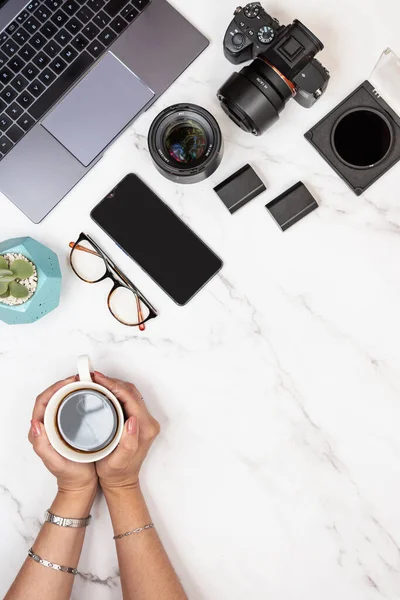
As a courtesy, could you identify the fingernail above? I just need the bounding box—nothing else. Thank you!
[31,420,41,437]
[94,371,105,377]
[127,416,137,435]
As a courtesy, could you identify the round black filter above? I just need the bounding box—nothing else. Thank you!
[217,58,293,136]
[148,104,223,184]
[332,108,393,169]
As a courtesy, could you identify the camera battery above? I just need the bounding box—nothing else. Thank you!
[265,181,318,231]
[214,164,266,214]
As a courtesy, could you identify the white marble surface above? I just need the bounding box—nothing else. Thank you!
[1,0,400,598]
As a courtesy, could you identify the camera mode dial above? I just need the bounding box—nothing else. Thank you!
[257,25,275,44]
[243,3,261,18]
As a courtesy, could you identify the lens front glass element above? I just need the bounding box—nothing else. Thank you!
[109,287,150,326]
[164,119,208,164]
[71,239,106,283]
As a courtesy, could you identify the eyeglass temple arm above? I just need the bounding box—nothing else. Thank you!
[69,242,100,257]
[69,241,146,331]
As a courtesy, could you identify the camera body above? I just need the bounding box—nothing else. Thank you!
[219,3,330,134]
[223,3,283,65]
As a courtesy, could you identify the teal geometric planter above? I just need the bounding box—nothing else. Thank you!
[0,237,62,325]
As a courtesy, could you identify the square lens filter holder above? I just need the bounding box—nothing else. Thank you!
[305,49,400,196]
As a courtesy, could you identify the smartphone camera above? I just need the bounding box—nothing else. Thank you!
[148,104,223,184]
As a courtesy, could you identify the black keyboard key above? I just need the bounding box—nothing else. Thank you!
[29,51,93,120]
[6,22,19,35]
[93,11,110,28]
[26,0,40,12]
[10,74,28,92]
[123,7,138,22]
[104,0,127,17]
[132,0,149,10]
[40,21,57,38]
[0,135,13,155]
[43,39,61,57]
[71,34,88,50]
[17,113,35,131]
[121,3,133,17]
[19,43,36,61]
[28,77,45,96]
[38,67,56,85]
[110,15,127,33]
[98,27,115,46]
[17,90,34,108]
[45,0,62,9]
[49,56,66,73]
[65,17,82,35]
[29,32,46,50]
[87,39,104,58]
[24,16,41,33]
[0,86,17,103]
[82,22,99,40]
[34,5,51,22]
[0,114,12,131]
[7,123,24,142]
[51,9,69,27]
[21,63,39,81]
[1,39,19,57]
[16,11,30,25]
[0,67,13,84]
[63,0,79,16]
[60,45,77,62]
[54,28,72,46]
[0,98,6,112]
[0,50,7,67]
[76,6,94,23]
[13,28,29,45]
[87,0,105,10]
[33,51,50,68]
[6,101,23,118]
[28,79,45,97]
[8,55,24,73]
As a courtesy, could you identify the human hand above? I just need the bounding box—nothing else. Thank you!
[28,376,98,495]
[93,372,160,491]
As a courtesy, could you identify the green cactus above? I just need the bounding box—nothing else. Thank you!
[0,256,34,299]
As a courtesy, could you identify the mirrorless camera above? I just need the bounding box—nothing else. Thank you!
[218,2,330,135]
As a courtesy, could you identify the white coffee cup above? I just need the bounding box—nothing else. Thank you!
[44,356,124,463]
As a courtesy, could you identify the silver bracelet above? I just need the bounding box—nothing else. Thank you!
[44,509,92,529]
[113,522,155,540]
[28,548,78,575]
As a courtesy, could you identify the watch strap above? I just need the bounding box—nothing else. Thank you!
[44,509,92,528]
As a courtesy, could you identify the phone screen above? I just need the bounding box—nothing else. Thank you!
[91,174,223,305]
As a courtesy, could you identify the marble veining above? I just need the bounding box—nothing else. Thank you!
[2,0,400,598]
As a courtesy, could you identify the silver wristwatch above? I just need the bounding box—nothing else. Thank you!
[44,510,92,528]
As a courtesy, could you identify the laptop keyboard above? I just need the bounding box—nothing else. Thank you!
[0,0,150,160]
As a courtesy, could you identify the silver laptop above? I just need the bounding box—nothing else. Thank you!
[0,0,208,222]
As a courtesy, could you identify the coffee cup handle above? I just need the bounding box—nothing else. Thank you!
[78,355,93,382]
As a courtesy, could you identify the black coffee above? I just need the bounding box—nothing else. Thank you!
[56,389,118,453]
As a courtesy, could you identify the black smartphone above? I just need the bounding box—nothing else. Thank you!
[90,174,223,306]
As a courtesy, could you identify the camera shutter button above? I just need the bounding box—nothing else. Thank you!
[232,32,245,47]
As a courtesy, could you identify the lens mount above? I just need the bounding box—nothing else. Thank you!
[148,104,223,184]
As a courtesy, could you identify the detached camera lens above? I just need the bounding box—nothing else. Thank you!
[148,104,223,184]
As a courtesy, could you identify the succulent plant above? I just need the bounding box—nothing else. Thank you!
[0,255,34,299]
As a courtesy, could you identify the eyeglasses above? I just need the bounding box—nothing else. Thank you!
[69,233,158,330]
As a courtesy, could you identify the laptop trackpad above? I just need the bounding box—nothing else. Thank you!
[42,52,154,167]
